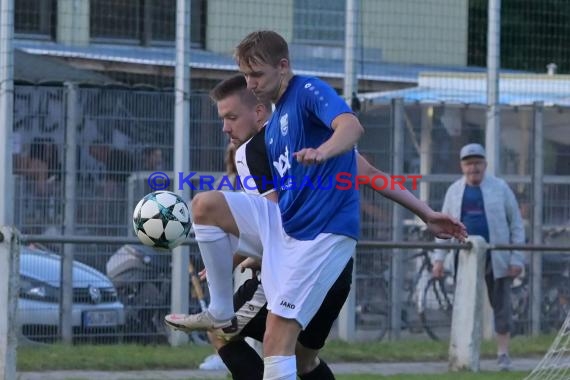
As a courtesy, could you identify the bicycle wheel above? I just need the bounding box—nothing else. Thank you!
[511,280,530,336]
[355,277,389,341]
[419,274,454,341]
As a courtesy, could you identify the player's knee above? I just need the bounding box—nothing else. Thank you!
[263,316,301,356]
[192,192,223,224]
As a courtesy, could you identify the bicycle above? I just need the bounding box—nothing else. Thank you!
[413,249,455,340]
[510,227,570,337]
[356,227,455,341]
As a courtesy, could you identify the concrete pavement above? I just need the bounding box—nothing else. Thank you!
[18,358,541,379]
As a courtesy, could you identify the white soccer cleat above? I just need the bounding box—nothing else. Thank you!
[164,311,237,333]
[199,354,228,371]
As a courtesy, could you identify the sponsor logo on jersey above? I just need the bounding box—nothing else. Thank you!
[273,146,291,178]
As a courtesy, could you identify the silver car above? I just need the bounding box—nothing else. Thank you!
[18,245,125,343]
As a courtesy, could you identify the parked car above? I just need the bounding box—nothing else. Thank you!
[18,244,125,343]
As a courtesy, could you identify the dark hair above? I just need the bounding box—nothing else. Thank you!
[142,146,162,156]
[210,74,271,111]
[234,30,289,69]
[30,137,60,175]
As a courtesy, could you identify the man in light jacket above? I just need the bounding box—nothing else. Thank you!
[432,143,526,371]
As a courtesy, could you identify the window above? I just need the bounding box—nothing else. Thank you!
[293,0,345,45]
[90,0,206,47]
[90,0,140,41]
[15,0,55,38]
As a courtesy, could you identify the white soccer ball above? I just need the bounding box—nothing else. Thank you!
[132,191,192,250]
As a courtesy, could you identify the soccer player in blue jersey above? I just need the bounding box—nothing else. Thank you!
[235,31,363,380]
[167,31,466,380]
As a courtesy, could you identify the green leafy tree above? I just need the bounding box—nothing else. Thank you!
[468,0,570,73]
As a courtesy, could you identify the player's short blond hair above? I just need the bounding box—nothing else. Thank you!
[234,30,289,69]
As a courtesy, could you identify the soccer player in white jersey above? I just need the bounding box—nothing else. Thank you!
[168,31,467,380]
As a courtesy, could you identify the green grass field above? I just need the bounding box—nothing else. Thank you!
[16,334,552,380]
[337,373,528,380]
[16,335,551,371]
[18,336,554,371]
[42,374,530,380]
[75,374,528,380]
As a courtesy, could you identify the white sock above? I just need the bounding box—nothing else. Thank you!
[193,223,235,321]
[263,355,296,380]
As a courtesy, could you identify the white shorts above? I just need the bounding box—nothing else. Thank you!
[221,191,356,328]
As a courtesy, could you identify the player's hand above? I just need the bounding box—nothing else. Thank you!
[293,148,326,165]
[198,268,207,281]
[239,257,261,273]
[432,260,444,278]
[508,265,523,278]
[425,212,468,242]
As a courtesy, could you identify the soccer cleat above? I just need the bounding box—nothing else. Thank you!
[497,353,512,371]
[164,311,238,333]
[199,354,228,371]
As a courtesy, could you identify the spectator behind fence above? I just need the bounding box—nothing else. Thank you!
[13,137,61,195]
[432,143,526,372]
[12,137,62,234]
[89,140,134,184]
[141,147,166,171]
[88,140,134,235]
[29,137,61,181]
[13,148,50,196]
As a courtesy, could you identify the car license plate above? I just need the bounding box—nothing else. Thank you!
[83,310,118,327]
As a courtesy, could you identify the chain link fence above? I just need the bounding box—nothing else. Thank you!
[3,0,569,344]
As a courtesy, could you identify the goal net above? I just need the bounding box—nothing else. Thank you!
[524,312,570,379]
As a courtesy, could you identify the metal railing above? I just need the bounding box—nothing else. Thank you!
[7,232,570,346]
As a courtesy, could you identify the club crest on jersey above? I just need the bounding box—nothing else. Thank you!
[280,114,289,136]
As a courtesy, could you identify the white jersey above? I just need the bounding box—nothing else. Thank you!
[234,125,275,197]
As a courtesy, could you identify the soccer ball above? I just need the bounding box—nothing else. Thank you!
[132,191,192,250]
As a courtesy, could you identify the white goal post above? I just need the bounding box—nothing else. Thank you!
[448,236,486,371]
[0,226,20,380]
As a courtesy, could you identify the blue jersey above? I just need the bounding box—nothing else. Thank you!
[265,75,360,240]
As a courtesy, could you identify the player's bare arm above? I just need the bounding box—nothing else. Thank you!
[294,113,363,164]
[357,153,467,242]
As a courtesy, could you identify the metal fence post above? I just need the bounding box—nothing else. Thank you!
[531,101,544,336]
[0,226,20,380]
[60,82,78,344]
[0,0,14,227]
[449,235,486,372]
[485,0,501,176]
[343,0,359,99]
[390,98,405,340]
[336,28,358,334]
[169,0,191,347]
